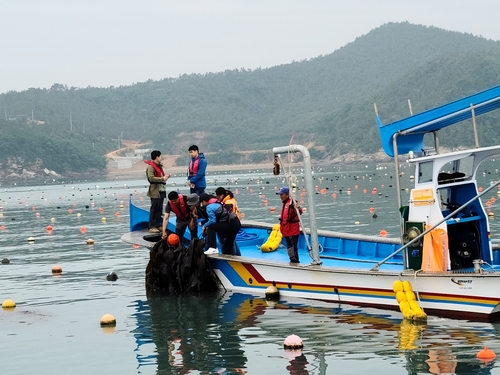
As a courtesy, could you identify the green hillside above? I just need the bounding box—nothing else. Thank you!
[1,22,500,174]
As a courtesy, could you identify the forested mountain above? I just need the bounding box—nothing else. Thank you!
[2,22,500,175]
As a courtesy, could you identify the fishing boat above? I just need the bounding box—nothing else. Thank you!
[122,84,500,321]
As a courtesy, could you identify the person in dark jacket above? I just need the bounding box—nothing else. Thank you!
[145,150,170,233]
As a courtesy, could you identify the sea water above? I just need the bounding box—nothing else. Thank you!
[2,162,500,374]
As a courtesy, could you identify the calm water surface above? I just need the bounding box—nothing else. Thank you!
[2,162,500,374]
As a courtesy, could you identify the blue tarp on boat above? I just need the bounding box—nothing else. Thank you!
[377,84,500,157]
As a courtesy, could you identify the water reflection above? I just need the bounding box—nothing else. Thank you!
[133,293,248,374]
[132,293,500,375]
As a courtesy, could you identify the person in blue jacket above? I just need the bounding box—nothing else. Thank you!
[187,145,207,195]
[199,193,241,256]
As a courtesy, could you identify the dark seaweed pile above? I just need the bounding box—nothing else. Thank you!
[145,238,219,294]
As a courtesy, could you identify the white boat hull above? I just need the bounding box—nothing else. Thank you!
[209,255,500,320]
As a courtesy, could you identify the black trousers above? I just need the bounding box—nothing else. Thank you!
[284,235,299,262]
[149,191,166,229]
[175,219,199,241]
[207,219,241,255]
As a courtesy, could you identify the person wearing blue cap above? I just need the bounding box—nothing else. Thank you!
[276,186,302,263]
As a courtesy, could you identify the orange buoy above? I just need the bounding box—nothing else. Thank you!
[52,265,62,274]
[115,212,120,216]
[133,244,140,249]
[80,226,87,234]
[99,207,104,213]
[332,193,337,199]
[477,346,496,361]
[167,234,180,246]
[46,225,53,231]
[363,189,367,194]
[491,197,496,203]
[478,187,483,192]
[270,207,276,212]
[369,207,375,212]
[487,200,492,206]
[380,229,388,236]
[0,225,5,230]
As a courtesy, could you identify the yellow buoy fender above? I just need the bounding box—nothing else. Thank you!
[393,279,427,321]
[261,225,282,252]
[395,291,407,303]
[393,280,403,293]
[402,280,413,292]
[399,300,410,312]
[405,291,416,301]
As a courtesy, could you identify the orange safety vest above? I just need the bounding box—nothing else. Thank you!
[222,196,241,219]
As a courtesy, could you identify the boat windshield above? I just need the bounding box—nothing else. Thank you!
[438,156,474,185]
[418,161,433,183]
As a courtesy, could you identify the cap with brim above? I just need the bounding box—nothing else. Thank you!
[276,186,290,195]
[186,193,199,206]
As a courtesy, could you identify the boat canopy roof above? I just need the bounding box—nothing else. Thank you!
[377,84,500,157]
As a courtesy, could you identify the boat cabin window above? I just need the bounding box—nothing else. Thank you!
[438,156,474,185]
[418,161,433,183]
[437,188,450,211]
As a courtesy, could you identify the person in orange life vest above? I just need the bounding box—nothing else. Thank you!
[187,145,207,195]
[200,193,241,255]
[277,186,302,263]
[162,192,199,241]
[215,187,241,219]
[145,150,171,233]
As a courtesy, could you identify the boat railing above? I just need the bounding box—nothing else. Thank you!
[370,179,500,271]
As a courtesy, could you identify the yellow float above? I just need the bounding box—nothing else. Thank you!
[392,280,427,321]
[260,224,282,252]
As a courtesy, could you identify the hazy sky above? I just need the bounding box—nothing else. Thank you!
[2,0,500,94]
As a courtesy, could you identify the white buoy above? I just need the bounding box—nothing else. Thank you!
[284,334,303,349]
